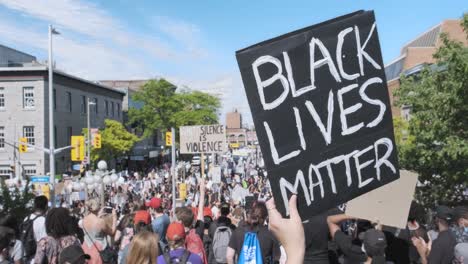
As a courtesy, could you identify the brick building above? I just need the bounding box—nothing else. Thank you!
[385,19,467,120]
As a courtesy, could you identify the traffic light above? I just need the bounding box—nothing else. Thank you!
[93,133,101,149]
[19,137,28,153]
[71,136,85,161]
[165,132,172,146]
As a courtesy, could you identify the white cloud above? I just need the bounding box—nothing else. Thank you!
[0,0,252,124]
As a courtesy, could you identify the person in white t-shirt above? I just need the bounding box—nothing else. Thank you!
[28,196,48,243]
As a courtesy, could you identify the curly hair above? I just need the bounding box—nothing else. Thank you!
[45,208,76,239]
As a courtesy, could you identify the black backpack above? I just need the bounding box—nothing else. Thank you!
[20,214,39,259]
[163,249,191,264]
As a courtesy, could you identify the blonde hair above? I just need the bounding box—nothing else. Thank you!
[86,198,100,214]
[126,231,159,264]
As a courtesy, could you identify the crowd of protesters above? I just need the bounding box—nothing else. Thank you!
[0,152,467,264]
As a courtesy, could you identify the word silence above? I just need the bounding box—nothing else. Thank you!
[236,10,400,219]
[180,125,227,154]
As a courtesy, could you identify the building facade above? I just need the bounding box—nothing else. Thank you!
[385,19,467,119]
[0,67,124,179]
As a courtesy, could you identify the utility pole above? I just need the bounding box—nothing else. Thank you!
[48,25,60,207]
[171,127,176,215]
[48,25,55,207]
[87,97,91,170]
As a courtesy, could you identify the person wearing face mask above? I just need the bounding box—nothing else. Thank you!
[412,206,457,264]
[452,206,468,244]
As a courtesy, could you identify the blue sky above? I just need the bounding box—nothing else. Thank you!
[0,0,465,124]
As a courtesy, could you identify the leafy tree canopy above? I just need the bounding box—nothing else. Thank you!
[394,15,468,206]
[128,79,221,137]
[84,119,139,165]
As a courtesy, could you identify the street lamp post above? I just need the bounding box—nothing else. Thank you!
[87,98,96,169]
[48,25,59,207]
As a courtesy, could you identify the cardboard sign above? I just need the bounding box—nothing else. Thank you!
[179,183,187,200]
[236,10,399,219]
[180,125,227,154]
[210,166,222,183]
[346,170,418,229]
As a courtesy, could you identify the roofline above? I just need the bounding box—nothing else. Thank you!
[0,44,37,60]
[0,66,126,96]
[384,54,406,68]
[400,22,442,53]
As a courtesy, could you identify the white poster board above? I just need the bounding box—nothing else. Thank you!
[180,125,227,154]
[210,166,222,183]
[345,170,418,229]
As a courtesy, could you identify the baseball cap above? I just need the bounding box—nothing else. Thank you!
[134,210,151,225]
[59,245,90,264]
[149,197,162,209]
[359,229,387,257]
[166,222,186,241]
[435,205,453,222]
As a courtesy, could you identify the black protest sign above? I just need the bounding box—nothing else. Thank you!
[236,10,399,219]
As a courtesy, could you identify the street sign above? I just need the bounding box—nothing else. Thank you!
[19,137,28,153]
[30,176,49,183]
[71,136,85,161]
[166,132,172,146]
[179,125,227,154]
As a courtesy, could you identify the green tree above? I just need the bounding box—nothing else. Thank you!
[0,179,35,221]
[84,119,139,166]
[394,15,468,206]
[128,79,221,137]
[172,90,221,127]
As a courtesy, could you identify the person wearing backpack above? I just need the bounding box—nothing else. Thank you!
[33,208,81,264]
[208,203,235,264]
[21,195,48,262]
[157,222,203,264]
[226,201,280,264]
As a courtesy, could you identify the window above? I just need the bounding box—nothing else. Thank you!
[105,100,109,116]
[23,87,35,109]
[67,126,72,145]
[23,165,37,177]
[53,89,57,110]
[117,103,120,118]
[111,102,114,117]
[94,98,98,114]
[66,92,72,112]
[81,95,87,114]
[0,87,4,109]
[23,126,35,146]
[0,127,4,150]
[0,165,10,178]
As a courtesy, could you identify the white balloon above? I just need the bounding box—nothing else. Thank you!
[87,183,95,190]
[93,175,102,183]
[79,182,86,190]
[102,176,111,185]
[97,160,108,170]
[118,177,125,184]
[110,173,118,183]
[85,176,94,185]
